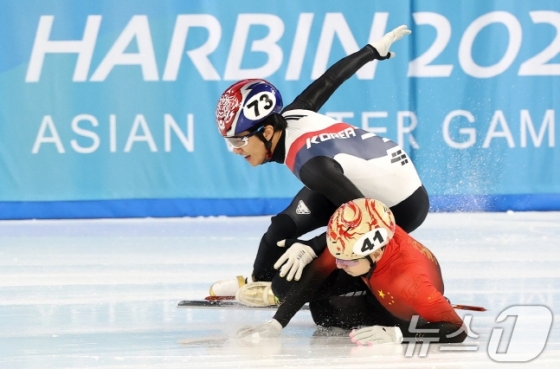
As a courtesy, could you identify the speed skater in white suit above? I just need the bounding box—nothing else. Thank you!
[210,25,429,307]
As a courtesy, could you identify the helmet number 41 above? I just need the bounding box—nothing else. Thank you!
[355,229,389,256]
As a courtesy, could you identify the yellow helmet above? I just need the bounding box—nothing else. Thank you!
[327,198,396,261]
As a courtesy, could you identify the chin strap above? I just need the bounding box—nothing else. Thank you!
[364,255,377,279]
[256,130,273,164]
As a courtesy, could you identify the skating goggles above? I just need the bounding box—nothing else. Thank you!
[335,258,361,267]
[224,128,262,148]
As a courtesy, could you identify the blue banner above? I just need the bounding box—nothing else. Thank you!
[1,0,559,219]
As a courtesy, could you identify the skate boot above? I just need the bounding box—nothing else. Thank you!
[209,276,248,297]
[235,281,279,307]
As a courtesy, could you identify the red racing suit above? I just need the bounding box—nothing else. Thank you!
[273,227,466,342]
[359,227,462,326]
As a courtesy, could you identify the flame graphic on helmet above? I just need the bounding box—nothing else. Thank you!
[216,89,240,136]
[365,198,395,233]
[327,201,364,254]
[327,198,396,260]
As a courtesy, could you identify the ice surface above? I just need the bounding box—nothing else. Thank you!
[1,212,559,368]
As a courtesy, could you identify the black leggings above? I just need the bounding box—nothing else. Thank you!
[390,185,429,233]
[307,271,467,343]
[252,185,429,281]
[308,270,402,329]
[252,187,337,281]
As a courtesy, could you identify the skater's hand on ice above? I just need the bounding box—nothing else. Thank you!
[350,325,403,345]
[274,240,317,281]
[370,25,411,59]
[237,319,282,339]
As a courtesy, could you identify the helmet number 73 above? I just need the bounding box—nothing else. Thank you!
[244,92,275,120]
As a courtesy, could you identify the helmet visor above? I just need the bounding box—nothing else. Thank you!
[224,135,251,148]
[335,258,361,267]
[224,127,263,148]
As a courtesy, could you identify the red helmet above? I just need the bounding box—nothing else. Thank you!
[327,198,396,261]
[215,79,283,137]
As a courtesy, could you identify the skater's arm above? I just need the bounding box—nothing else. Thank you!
[282,45,378,113]
[283,25,411,113]
[299,156,364,207]
[272,251,336,327]
[396,275,467,343]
